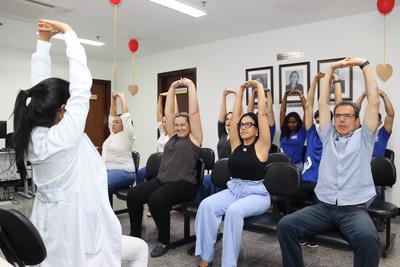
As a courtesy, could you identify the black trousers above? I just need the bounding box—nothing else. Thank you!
[127,178,198,244]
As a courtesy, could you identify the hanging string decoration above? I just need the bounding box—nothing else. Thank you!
[376,0,395,81]
[128,38,140,96]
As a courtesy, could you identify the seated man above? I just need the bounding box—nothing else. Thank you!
[277,57,381,267]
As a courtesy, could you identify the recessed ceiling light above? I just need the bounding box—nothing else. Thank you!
[52,34,105,47]
[149,0,207,18]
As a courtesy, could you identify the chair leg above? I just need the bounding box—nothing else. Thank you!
[381,217,395,258]
[184,214,190,239]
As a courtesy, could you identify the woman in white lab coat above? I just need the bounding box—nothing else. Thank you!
[12,20,148,267]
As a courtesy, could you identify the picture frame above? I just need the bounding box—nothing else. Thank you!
[245,66,274,105]
[317,57,353,101]
[279,62,310,103]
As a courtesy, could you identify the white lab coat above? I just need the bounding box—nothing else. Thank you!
[27,32,121,267]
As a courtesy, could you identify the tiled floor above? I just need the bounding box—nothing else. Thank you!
[1,193,399,267]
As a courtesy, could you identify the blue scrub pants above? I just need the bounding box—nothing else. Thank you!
[195,179,270,267]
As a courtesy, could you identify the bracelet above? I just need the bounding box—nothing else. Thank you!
[333,80,340,84]
[359,60,370,70]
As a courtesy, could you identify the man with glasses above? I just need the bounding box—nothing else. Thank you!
[277,57,380,267]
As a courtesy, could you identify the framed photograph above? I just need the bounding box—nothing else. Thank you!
[317,57,353,101]
[245,66,273,105]
[279,62,310,103]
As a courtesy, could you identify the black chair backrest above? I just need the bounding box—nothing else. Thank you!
[0,208,46,266]
[145,152,163,180]
[5,133,14,149]
[131,151,140,174]
[385,148,395,162]
[269,144,278,154]
[195,158,205,184]
[371,156,396,187]
[264,162,302,197]
[199,147,215,172]
[267,152,291,164]
[211,158,231,189]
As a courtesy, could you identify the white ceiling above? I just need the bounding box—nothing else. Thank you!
[0,0,379,62]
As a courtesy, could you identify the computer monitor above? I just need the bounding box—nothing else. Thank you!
[0,121,6,139]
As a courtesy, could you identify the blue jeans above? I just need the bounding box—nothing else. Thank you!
[277,202,380,267]
[195,173,222,203]
[107,169,136,189]
[136,167,147,185]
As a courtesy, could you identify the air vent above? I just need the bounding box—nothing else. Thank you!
[0,0,72,22]
[277,52,305,61]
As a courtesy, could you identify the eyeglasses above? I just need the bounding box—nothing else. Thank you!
[237,122,255,129]
[334,113,355,119]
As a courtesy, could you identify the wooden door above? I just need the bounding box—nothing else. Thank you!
[84,79,111,153]
[157,68,197,114]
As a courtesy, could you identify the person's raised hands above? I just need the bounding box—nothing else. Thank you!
[223,87,236,96]
[314,72,325,80]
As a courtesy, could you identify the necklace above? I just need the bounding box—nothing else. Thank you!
[242,144,250,152]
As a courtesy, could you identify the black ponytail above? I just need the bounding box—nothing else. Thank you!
[13,78,70,178]
[13,90,32,178]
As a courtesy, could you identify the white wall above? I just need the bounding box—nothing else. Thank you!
[0,45,111,139]
[1,11,399,205]
[118,11,400,205]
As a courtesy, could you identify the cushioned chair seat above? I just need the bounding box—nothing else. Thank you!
[173,202,199,217]
[310,230,352,251]
[115,188,130,200]
[244,211,283,234]
[368,202,397,218]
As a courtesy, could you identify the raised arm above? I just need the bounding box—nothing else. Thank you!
[319,62,338,129]
[332,73,343,104]
[117,92,129,114]
[266,90,275,127]
[164,81,179,136]
[280,91,289,126]
[31,21,64,86]
[356,91,366,111]
[249,81,270,158]
[182,78,203,146]
[38,19,92,145]
[230,83,246,151]
[379,89,395,133]
[358,59,380,132]
[110,92,118,116]
[157,93,165,122]
[219,87,235,122]
[305,72,324,130]
[295,89,306,112]
[247,88,256,113]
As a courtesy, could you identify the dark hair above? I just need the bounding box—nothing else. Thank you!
[224,111,233,123]
[13,78,70,178]
[175,112,190,124]
[333,101,359,119]
[237,112,259,143]
[280,112,303,140]
[289,71,299,81]
[314,110,333,120]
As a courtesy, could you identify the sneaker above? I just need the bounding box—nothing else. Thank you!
[299,241,307,246]
[150,242,169,257]
[306,242,319,248]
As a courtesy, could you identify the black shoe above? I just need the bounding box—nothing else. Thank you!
[151,242,169,257]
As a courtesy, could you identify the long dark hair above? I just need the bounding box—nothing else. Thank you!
[280,112,303,141]
[237,112,259,144]
[13,78,70,177]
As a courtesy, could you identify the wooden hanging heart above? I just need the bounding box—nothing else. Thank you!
[376,63,393,81]
[128,84,139,96]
